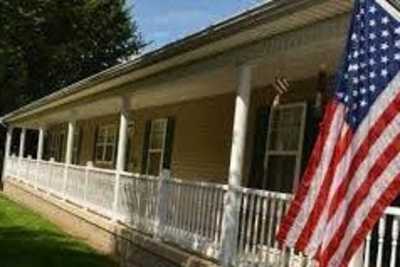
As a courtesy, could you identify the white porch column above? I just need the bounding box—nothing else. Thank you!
[62,121,75,198]
[116,108,129,172]
[220,65,252,266]
[2,127,13,180]
[37,128,45,161]
[65,122,75,165]
[18,128,26,159]
[112,98,129,220]
[17,128,26,179]
[35,127,45,189]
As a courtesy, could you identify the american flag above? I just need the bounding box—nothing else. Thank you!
[277,0,400,266]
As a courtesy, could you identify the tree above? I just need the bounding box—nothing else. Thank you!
[0,0,144,115]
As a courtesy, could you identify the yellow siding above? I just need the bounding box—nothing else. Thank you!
[45,76,321,185]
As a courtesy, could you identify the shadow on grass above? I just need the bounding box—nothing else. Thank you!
[0,226,113,267]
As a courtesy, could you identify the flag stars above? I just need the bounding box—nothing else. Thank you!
[381,30,389,37]
[382,17,390,24]
[369,59,376,66]
[381,43,389,50]
[360,99,368,107]
[369,33,376,40]
[360,87,367,94]
[337,2,400,127]
[370,20,376,26]
[369,5,377,14]
[369,85,376,92]
[370,46,376,53]
[369,71,376,78]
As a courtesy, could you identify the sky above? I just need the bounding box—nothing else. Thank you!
[127,0,260,52]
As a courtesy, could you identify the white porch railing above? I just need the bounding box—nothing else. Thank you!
[4,155,400,266]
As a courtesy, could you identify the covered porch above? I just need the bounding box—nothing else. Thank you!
[2,1,399,265]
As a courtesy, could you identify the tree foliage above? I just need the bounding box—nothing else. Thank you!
[0,0,144,115]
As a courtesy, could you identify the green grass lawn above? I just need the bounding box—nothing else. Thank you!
[0,195,114,267]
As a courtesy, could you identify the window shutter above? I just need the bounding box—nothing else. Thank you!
[249,107,270,189]
[162,117,175,170]
[113,126,119,169]
[92,126,99,163]
[74,127,83,165]
[141,120,152,174]
[301,102,320,176]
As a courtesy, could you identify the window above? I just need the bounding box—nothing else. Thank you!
[264,103,307,193]
[146,119,168,176]
[95,124,117,164]
[47,130,66,162]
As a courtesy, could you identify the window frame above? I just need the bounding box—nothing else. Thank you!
[95,124,117,165]
[263,102,307,192]
[145,118,168,176]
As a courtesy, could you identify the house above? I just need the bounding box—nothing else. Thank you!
[1,1,399,266]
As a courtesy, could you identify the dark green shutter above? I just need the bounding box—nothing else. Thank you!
[141,120,152,174]
[92,126,99,163]
[74,127,83,165]
[113,126,119,168]
[301,102,320,176]
[249,107,270,189]
[162,117,175,170]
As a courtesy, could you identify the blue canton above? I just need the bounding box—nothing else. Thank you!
[336,0,400,128]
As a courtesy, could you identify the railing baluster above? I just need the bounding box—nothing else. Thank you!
[259,196,268,263]
[390,216,399,267]
[190,184,197,239]
[267,197,276,249]
[202,186,209,240]
[239,191,248,258]
[363,231,371,267]
[214,188,224,255]
[195,184,203,246]
[376,216,386,267]
[245,193,255,255]
[209,187,217,242]
[252,195,262,258]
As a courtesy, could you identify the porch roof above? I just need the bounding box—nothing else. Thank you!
[1,0,352,125]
